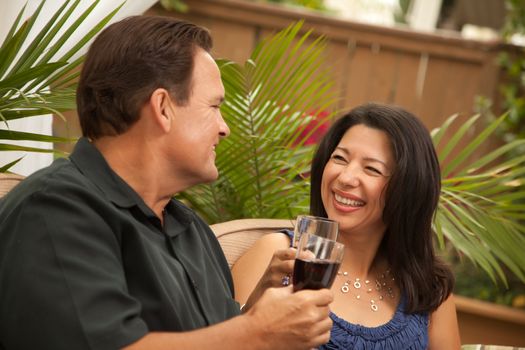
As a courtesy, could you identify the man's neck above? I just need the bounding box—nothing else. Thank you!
[93,133,176,223]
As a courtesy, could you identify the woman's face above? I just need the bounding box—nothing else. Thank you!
[321,124,394,236]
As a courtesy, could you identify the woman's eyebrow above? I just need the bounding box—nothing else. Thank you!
[335,147,387,166]
[363,157,388,166]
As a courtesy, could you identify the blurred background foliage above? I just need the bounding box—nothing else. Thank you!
[261,0,327,11]
[158,0,188,12]
[496,0,525,157]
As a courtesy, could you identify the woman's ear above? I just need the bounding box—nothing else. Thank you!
[150,88,172,133]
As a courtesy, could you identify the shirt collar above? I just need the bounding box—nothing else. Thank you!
[164,200,195,236]
[69,138,195,231]
[69,137,147,209]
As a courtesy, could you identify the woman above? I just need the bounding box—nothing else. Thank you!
[233,103,461,349]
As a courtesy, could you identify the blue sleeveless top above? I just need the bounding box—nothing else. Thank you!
[321,299,428,349]
[280,230,429,349]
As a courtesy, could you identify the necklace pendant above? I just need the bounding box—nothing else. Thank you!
[370,299,378,312]
[338,267,393,313]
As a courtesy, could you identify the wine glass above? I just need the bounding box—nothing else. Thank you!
[293,233,344,292]
[292,215,338,248]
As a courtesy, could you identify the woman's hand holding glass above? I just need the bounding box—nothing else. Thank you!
[293,233,344,292]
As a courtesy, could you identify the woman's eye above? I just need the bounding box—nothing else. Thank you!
[366,166,382,175]
[331,155,346,162]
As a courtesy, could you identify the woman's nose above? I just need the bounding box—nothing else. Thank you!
[337,167,360,187]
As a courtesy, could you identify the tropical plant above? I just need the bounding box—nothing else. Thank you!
[180,22,525,286]
[433,113,525,286]
[159,0,188,13]
[179,22,339,223]
[263,0,327,11]
[0,0,122,172]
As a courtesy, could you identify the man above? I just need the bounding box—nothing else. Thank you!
[0,16,333,349]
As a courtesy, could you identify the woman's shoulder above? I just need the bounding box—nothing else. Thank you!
[252,230,292,251]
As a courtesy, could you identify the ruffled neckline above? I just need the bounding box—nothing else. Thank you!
[330,297,413,340]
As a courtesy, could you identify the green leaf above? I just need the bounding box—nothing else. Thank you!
[0,62,67,89]
[442,113,507,177]
[437,111,525,284]
[431,114,459,148]
[0,157,23,172]
[0,143,58,153]
[28,1,126,91]
[0,22,29,79]
[438,114,480,166]
[0,1,45,78]
[0,4,26,48]
[7,1,79,76]
[0,129,71,143]
[0,1,122,172]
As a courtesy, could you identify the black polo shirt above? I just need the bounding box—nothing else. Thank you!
[0,138,240,350]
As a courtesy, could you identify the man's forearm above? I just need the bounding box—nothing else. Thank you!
[122,314,266,350]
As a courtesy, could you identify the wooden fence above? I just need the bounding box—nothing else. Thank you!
[57,0,519,152]
[148,0,519,133]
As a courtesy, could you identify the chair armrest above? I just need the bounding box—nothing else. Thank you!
[210,218,294,268]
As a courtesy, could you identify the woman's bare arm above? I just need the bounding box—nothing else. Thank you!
[232,232,292,305]
[428,294,461,349]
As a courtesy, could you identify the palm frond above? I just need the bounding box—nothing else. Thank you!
[0,157,23,172]
[180,22,339,223]
[0,1,122,171]
[434,114,525,284]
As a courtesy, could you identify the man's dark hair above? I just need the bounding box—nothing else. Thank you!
[77,16,213,139]
[310,102,454,314]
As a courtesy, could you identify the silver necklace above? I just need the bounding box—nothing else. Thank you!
[337,269,395,312]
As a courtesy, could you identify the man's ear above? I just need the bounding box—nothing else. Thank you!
[150,88,172,133]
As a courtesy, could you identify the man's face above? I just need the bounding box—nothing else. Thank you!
[164,48,230,188]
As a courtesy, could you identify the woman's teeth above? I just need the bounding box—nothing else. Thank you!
[335,193,364,207]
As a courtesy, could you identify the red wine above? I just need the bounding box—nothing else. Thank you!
[293,258,340,292]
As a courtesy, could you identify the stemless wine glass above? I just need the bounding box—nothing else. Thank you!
[292,215,338,248]
[293,233,344,292]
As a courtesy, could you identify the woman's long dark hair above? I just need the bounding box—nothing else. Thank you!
[310,103,454,313]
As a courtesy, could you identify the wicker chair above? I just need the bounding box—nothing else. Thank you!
[0,172,24,198]
[210,218,294,268]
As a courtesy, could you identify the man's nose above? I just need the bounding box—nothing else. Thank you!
[218,112,230,137]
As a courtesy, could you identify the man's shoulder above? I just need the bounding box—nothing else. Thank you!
[1,158,98,213]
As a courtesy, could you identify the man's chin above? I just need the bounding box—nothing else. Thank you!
[203,170,220,183]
